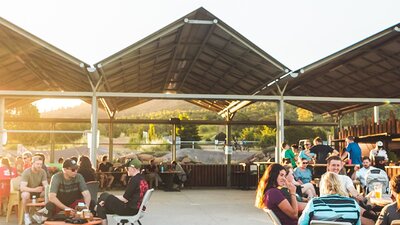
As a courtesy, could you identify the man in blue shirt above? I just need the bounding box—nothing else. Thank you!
[342,136,362,165]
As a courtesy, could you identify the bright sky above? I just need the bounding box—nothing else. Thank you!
[2,0,399,112]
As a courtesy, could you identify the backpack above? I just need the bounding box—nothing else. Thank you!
[365,169,389,194]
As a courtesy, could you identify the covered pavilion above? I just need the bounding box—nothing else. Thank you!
[0,7,399,186]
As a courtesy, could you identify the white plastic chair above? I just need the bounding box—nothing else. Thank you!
[310,220,352,225]
[107,188,154,225]
[263,208,282,225]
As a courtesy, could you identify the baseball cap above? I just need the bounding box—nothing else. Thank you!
[127,159,142,169]
[376,141,383,147]
[63,159,78,169]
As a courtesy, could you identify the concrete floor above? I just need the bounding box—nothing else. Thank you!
[1,189,273,225]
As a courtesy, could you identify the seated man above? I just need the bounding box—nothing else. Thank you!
[351,156,377,190]
[32,158,91,223]
[146,159,163,189]
[320,155,377,225]
[98,155,114,190]
[20,156,48,225]
[96,159,149,224]
[171,161,187,187]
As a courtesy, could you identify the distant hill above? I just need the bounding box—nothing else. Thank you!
[41,100,203,118]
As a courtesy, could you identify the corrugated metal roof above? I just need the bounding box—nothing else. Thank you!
[0,17,94,108]
[94,7,289,113]
[266,23,400,116]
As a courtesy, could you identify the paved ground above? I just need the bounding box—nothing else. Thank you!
[1,189,272,225]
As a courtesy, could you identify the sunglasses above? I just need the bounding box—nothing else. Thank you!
[302,161,309,164]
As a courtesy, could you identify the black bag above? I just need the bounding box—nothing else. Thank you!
[65,218,88,224]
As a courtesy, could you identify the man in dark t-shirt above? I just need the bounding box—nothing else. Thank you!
[96,159,149,221]
[310,137,337,177]
[98,156,114,190]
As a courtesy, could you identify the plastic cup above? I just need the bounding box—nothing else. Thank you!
[64,208,72,217]
[373,182,383,199]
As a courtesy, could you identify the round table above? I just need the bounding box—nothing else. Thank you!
[44,218,102,225]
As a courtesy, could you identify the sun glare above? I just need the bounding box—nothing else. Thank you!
[32,98,83,113]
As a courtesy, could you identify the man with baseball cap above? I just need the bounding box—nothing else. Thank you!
[33,158,91,223]
[369,141,388,170]
[96,158,149,222]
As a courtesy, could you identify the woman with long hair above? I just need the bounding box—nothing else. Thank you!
[77,155,96,182]
[0,157,17,215]
[298,172,361,225]
[255,163,298,225]
[376,174,400,225]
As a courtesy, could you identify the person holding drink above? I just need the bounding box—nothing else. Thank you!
[20,156,48,225]
[32,158,91,224]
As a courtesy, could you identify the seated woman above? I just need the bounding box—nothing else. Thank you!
[376,174,400,225]
[255,163,298,225]
[298,172,361,225]
[293,158,317,199]
[299,140,315,163]
[282,166,307,212]
[77,155,96,182]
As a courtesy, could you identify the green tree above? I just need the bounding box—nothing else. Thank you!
[148,124,156,142]
[6,104,48,145]
[177,113,201,146]
[297,108,314,121]
[259,125,276,148]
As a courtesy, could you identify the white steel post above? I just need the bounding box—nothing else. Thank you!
[374,106,380,124]
[275,99,284,163]
[0,98,4,154]
[90,94,98,168]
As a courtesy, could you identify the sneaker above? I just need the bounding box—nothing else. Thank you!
[24,214,32,225]
[32,214,45,224]
[36,207,48,215]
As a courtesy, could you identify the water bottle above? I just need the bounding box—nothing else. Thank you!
[32,195,37,204]
[160,165,164,173]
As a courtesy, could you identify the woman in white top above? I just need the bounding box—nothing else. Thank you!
[369,141,388,170]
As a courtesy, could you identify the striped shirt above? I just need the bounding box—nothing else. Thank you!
[298,194,361,225]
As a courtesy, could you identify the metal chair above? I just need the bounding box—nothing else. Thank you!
[107,188,154,225]
[310,220,352,225]
[263,208,282,225]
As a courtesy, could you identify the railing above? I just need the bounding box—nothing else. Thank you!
[181,164,258,187]
[385,166,400,179]
[337,116,400,139]
[176,164,400,188]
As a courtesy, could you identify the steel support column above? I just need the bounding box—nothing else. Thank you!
[0,98,4,154]
[275,99,284,163]
[50,122,55,163]
[225,112,233,188]
[374,106,380,124]
[172,123,177,161]
[90,94,98,168]
[109,118,114,162]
